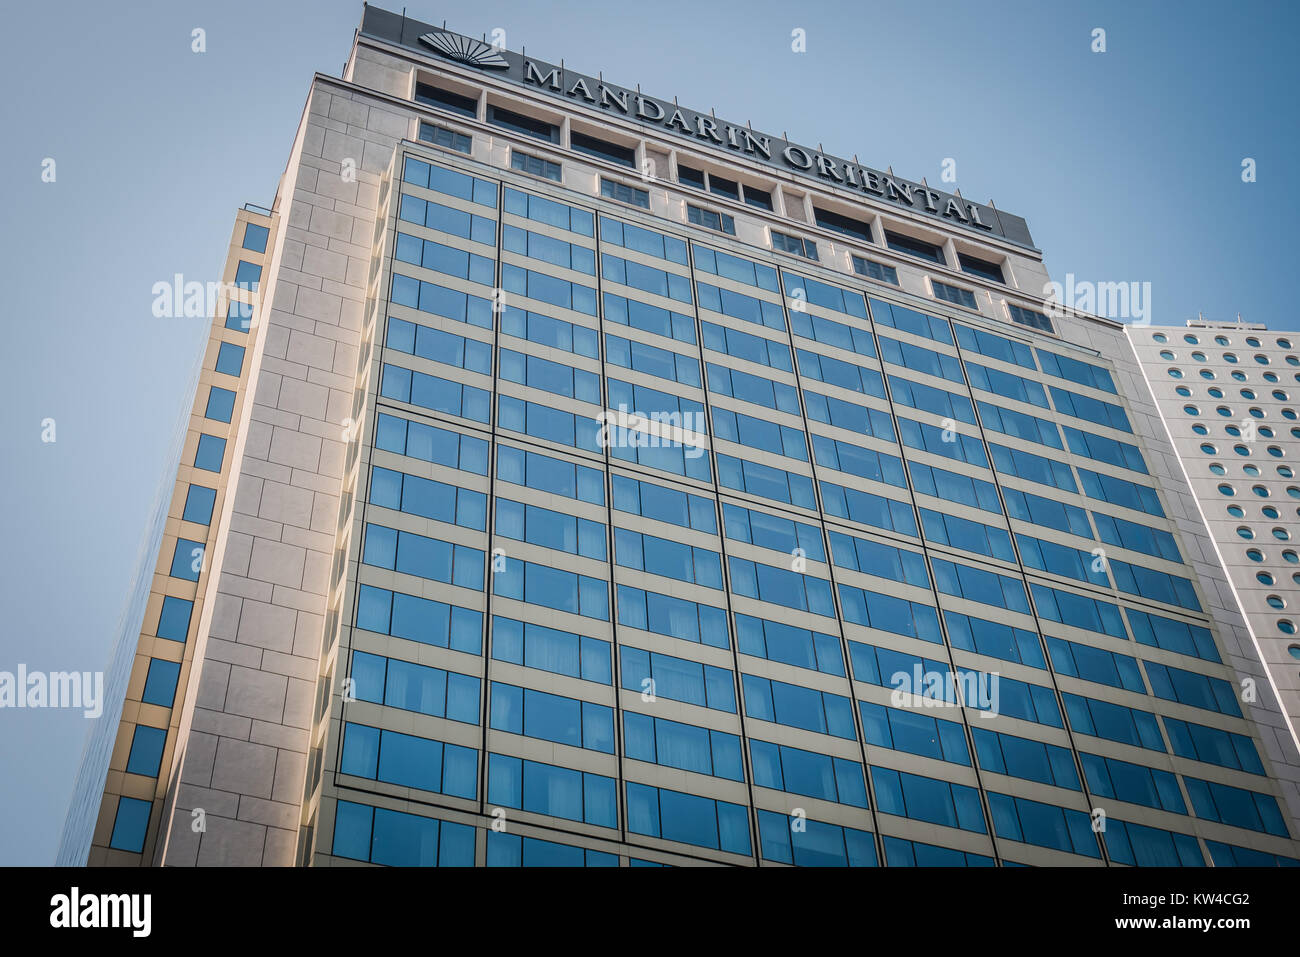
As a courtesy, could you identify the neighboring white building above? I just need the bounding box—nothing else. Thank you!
[1130,321,1300,756]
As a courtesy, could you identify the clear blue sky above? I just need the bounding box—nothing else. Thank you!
[1,0,1296,864]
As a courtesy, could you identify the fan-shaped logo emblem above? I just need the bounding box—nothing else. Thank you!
[418,31,509,69]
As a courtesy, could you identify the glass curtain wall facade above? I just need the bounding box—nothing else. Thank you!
[309,142,1300,867]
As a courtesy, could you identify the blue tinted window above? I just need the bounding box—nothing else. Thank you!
[624,711,744,781]
[376,413,489,475]
[626,781,751,855]
[241,222,269,253]
[1144,662,1241,717]
[716,453,816,510]
[986,791,1099,857]
[497,445,604,504]
[972,727,1078,789]
[908,461,1001,514]
[869,298,951,341]
[1105,819,1204,867]
[729,556,835,617]
[1063,692,1165,751]
[757,809,876,866]
[860,701,970,765]
[813,435,907,489]
[945,611,1044,668]
[872,766,985,832]
[617,585,729,648]
[205,386,236,423]
[156,597,192,643]
[493,554,609,620]
[362,523,484,590]
[224,300,253,331]
[126,726,168,777]
[233,261,262,289]
[488,753,617,828]
[357,584,482,654]
[181,485,216,526]
[351,651,480,724]
[142,659,181,707]
[501,306,599,358]
[342,723,477,799]
[491,616,611,684]
[821,481,915,535]
[490,682,614,753]
[784,272,867,318]
[215,342,245,377]
[744,674,856,739]
[703,320,792,370]
[1081,752,1185,813]
[194,434,226,472]
[109,797,152,853]
[620,646,735,712]
[169,538,204,582]
[1163,716,1262,774]
[751,739,867,807]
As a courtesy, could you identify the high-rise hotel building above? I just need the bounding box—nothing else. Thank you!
[58,5,1300,867]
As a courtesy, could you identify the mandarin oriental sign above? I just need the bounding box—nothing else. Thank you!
[362,8,1035,249]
